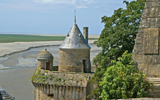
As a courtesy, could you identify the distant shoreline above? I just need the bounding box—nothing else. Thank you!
[0,40,96,58]
[0,33,100,38]
[0,34,98,43]
[0,44,60,58]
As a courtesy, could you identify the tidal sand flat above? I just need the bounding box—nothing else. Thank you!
[0,40,101,100]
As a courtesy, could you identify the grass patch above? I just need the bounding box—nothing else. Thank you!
[0,34,98,43]
[0,34,65,43]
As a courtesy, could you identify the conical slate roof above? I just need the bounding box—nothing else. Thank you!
[59,23,91,49]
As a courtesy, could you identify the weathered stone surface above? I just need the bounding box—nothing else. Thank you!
[132,44,143,54]
[59,49,91,73]
[32,69,94,100]
[132,0,160,78]
[141,18,150,28]
[148,65,160,76]
[132,54,144,64]
[136,63,148,74]
[143,28,159,54]
[135,33,143,44]
[148,78,160,98]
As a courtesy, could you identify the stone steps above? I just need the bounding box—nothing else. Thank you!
[148,78,160,86]
[0,91,15,100]
[0,86,15,100]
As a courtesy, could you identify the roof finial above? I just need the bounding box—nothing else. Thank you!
[74,9,76,24]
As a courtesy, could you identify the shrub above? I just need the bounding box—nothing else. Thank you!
[100,51,151,99]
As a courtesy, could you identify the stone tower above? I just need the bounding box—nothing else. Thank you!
[31,17,94,100]
[132,0,160,77]
[59,20,91,73]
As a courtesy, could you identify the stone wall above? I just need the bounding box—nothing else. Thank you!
[31,69,94,100]
[132,0,160,77]
[59,49,91,73]
[37,60,53,70]
[50,66,58,71]
[33,83,87,100]
[148,77,160,98]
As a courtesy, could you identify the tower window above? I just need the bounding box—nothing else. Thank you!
[83,59,87,73]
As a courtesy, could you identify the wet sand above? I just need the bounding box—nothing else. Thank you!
[0,38,101,100]
[0,67,36,100]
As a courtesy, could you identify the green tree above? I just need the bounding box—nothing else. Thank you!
[100,51,151,99]
[90,0,146,99]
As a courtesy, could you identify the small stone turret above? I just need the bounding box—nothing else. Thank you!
[37,49,53,70]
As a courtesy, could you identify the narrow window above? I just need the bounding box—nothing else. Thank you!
[46,62,50,70]
[83,60,87,73]
[47,93,54,97]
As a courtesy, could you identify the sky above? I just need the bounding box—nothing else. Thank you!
[0,0,133,35]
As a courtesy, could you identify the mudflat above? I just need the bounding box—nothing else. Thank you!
[0,39,101,100]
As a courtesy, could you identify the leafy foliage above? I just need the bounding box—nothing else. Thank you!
[100,51,151,99]
[90,0,146,99]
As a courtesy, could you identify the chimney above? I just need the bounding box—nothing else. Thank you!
[83,27,88,43]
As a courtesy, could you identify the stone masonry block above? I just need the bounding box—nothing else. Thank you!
[155,7,160,17]
[142,8,149,18]
[138,28,144,33]
[148,65,160,76]
[149,8,156,17]
[144,55,153,64]
[150,18,155,28]
[143,55,160,64]
[141,18,150,28]
[137,63,148,74]
[132,54,144,64]
[155,18,160,27]
[145,2,156,8]
[152,55,160,64]
[135,33,143,44]
[155,1,160,7]
[143,28,159,54]
[133,44,143,54]
[145,1,160,8]
[149,18,160,28]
